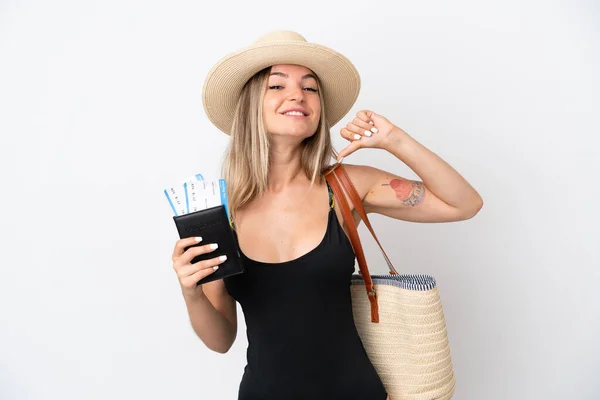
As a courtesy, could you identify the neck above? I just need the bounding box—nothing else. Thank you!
[267,142,306,192]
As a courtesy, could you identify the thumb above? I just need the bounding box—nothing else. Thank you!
[337,141,361,161]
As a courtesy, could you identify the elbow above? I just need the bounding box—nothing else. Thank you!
[208,341,233,354]
[209,332,236,354]
[212,346,231,354]
[475,197,484,213]
[463,198,483,220]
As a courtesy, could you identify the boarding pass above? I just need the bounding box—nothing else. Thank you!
[163,173,229,218]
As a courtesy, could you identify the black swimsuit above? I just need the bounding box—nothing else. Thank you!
[224,180,388,400]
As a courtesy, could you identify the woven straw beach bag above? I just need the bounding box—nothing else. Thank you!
[325,164,456,400]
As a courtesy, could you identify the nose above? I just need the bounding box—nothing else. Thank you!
[286,84,305,102]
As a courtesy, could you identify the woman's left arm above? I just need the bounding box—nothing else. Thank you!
[337,110,484,223]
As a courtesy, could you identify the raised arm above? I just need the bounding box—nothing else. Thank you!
[336,110,483,223]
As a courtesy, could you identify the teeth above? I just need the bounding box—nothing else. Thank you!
[284,111,305,116]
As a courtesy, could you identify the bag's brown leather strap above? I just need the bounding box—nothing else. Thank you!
[334,166,398,275]
[325,165,380,323]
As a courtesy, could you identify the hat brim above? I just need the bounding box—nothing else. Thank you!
[202,41,361,135]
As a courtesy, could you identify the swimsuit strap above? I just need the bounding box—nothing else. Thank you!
[326,179,335,209]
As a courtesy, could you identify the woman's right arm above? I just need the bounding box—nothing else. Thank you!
[173,237,237,354]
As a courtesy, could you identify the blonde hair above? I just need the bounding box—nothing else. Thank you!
[222,66,337,222]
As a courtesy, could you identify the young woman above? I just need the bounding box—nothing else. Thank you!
[171,31,483,400]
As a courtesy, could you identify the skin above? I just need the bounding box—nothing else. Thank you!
[262,64,321,141]
[235,64,332,264]
[383,178,426,207]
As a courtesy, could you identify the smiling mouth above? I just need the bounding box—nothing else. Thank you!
[280,112,308,118]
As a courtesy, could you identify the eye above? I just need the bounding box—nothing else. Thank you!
[268,85,319,93]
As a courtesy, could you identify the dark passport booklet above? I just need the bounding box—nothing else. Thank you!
[173,205,244,285]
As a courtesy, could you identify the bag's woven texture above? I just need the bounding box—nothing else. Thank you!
[351,275,455,399]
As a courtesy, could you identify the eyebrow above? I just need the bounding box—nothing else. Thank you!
[269,72,317,81]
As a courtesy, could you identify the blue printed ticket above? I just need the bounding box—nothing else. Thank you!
[164,173,229,218]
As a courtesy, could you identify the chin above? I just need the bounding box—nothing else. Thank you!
[269,127,317,139]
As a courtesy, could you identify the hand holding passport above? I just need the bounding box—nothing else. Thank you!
[165,174,244,287]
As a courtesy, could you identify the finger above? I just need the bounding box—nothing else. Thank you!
[341,126,371,142]
[179,243,220,265]
[340,127,363,142]
[346,120,377,138]
[357,110,378,130]
[177,254,228,277]
[356,110,374,125]
[172,237,203,261]
[182,266,219,287]
[336,140,362,161]
[352,116,372,130]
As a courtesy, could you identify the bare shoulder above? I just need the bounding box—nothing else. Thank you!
[337,163,381,200]
[326,163,374,229]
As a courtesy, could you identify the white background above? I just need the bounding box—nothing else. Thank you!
[1,0,598,399]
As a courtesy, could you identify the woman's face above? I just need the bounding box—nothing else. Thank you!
[262,64,321,140]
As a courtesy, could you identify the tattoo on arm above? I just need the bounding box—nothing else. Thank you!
[382,179,425,206]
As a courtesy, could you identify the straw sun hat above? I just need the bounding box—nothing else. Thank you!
[201,30,361,135]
